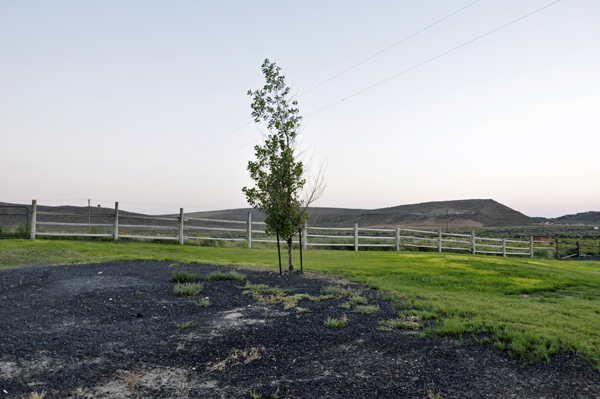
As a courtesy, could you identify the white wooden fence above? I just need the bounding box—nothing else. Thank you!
[29,200,539,257]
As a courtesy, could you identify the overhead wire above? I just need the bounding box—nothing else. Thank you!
[114,2,483,197]
[306,0,563,118]
[119,0,562,199]
[298,0,482,98]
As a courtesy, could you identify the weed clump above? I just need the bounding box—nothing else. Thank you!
[173,321,197,328]
[170,270,202,283]
[196,299,211,307]
[348,295,368,305]
[240,282,295,296]
[352,305,379,314]
[378,315,422,331]
[174,282,203,296]
[321,285,362,298]
[207,270,246,281]
[324,314,348,328]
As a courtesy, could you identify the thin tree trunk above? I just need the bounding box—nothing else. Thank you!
[287,237,294,271]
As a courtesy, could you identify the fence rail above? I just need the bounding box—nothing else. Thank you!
[25,200,600,259]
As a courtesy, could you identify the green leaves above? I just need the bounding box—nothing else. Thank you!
[243,59,308,242]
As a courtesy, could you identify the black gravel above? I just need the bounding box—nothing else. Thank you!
[1,261,599,398]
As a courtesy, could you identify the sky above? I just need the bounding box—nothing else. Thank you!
[1,0,598,217]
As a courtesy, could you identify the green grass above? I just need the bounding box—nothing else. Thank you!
[207,270,246,281]
[170,270,202,283]
[2,239,600,369]
[174,282,203,296]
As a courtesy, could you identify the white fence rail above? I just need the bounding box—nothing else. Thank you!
[29,200,540,257]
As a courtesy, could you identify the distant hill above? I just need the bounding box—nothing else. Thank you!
[0,199,546,228]
[184,199,535,228]
[0,202,147,226]
[534,211,600,226]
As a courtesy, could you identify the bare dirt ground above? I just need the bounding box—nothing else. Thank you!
[1,261,600,398]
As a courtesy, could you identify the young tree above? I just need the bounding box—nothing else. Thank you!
[243,59,324,271]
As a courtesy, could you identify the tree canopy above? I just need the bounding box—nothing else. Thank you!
[243,59,315,271]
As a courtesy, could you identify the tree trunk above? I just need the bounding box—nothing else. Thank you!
[287,237,294,271]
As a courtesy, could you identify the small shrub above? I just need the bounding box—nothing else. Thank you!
[324,314,348,328]
[338,302,352,310]
[207,270,246,281]
[196,299,211,307]
[174,282,203,296]
[250,390,262,399]
[352,305,379,314]
[174,321,197,329]
[170,270,202,283]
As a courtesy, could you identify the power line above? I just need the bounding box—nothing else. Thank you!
[306,0,563,118]
[114,2,482,196]
[298,0,482,98]
[123,138,258,199]
[117,0,561,197]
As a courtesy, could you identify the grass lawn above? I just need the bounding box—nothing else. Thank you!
[2,239,600,370]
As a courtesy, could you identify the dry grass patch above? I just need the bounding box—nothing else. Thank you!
[120,370,146,394]
[206,346,264,372]
[28,392,46,399]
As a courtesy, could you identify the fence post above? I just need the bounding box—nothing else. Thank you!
[438,227,442,253]
[303,222,307,250]
[30,199,37,239]
[530,236,534,258]
[576,241,580,258]
[247,211,252,249]
[113,202,119,241]
[471,230,476,255]
[556,238,560,260]
[502,238,506,257]
[354,223,358,252]
[396,225,400,252]
[179,208,184,245]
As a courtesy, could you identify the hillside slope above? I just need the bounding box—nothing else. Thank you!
[185,199,535,228]
[534,212,600,225]
[0,199,538,228]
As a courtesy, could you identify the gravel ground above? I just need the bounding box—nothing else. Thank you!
[1,261,599,399]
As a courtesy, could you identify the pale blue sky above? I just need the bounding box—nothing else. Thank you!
[1,0,598,217]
